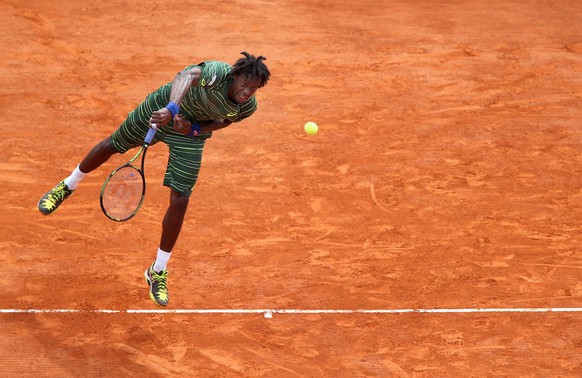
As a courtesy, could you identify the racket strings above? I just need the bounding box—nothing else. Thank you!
[101,166,145,220]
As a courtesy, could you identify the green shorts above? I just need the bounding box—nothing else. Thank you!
[110,89,212,196]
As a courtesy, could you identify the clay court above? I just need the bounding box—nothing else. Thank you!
[1,0,581,376]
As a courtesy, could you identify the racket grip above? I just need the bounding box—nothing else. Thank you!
[144,128,157,144]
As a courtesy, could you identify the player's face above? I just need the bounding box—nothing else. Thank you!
[229,74,262,104]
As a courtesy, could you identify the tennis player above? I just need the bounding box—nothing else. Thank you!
[38,52,271,307]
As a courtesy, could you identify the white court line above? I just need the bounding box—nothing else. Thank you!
[1,308,582,315]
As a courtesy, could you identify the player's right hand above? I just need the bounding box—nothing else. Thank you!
[150,107,172,129]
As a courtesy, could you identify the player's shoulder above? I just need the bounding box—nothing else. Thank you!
[192,61,232,89]
[183,60,231,70]
[199,60,232,69]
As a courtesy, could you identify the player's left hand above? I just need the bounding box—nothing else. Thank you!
[173,114,192,135]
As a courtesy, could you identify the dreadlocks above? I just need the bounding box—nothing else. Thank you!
[231,51,271,88]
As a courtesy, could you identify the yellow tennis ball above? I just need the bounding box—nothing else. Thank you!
[304,121,318,135]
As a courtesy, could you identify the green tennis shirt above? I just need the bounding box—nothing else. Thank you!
[159,60,258,124]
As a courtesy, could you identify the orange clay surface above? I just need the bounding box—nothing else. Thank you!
[1,0,582,376]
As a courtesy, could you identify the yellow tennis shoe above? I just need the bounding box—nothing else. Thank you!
[38,180,73,215]
[144,263,169,307]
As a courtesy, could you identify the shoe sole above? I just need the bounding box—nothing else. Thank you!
[144,269,168,307]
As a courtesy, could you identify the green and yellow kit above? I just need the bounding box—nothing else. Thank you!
[111,61,258,196]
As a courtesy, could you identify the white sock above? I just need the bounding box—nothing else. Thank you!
[63,164,87,190]
[153,248,171,272]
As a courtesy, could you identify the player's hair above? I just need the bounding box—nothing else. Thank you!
[231,51,271,88]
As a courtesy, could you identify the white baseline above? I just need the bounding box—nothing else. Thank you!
[1,307,582,316]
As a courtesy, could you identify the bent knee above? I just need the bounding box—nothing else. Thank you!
[99,136,118,154]
[169,191,190,209]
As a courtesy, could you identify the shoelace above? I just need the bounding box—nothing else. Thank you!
[152,271,168,293]
[48,184,69,203]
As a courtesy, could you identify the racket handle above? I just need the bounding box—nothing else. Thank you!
[144,128,157,144]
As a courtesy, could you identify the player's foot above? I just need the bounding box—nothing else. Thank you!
[38,180,74,215]
[144,263,169,307]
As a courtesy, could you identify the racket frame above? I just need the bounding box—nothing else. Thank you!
[100,128,156,222]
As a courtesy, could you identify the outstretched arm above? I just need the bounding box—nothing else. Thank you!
[173,116,233,135]
[150,67,202,129]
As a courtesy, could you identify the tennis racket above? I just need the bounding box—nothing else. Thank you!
[100,128,157,222]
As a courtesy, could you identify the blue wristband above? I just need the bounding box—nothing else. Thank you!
[188,122,201,137]
[166,102,179,117]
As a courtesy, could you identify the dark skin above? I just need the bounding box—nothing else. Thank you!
[79,67,263,252]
